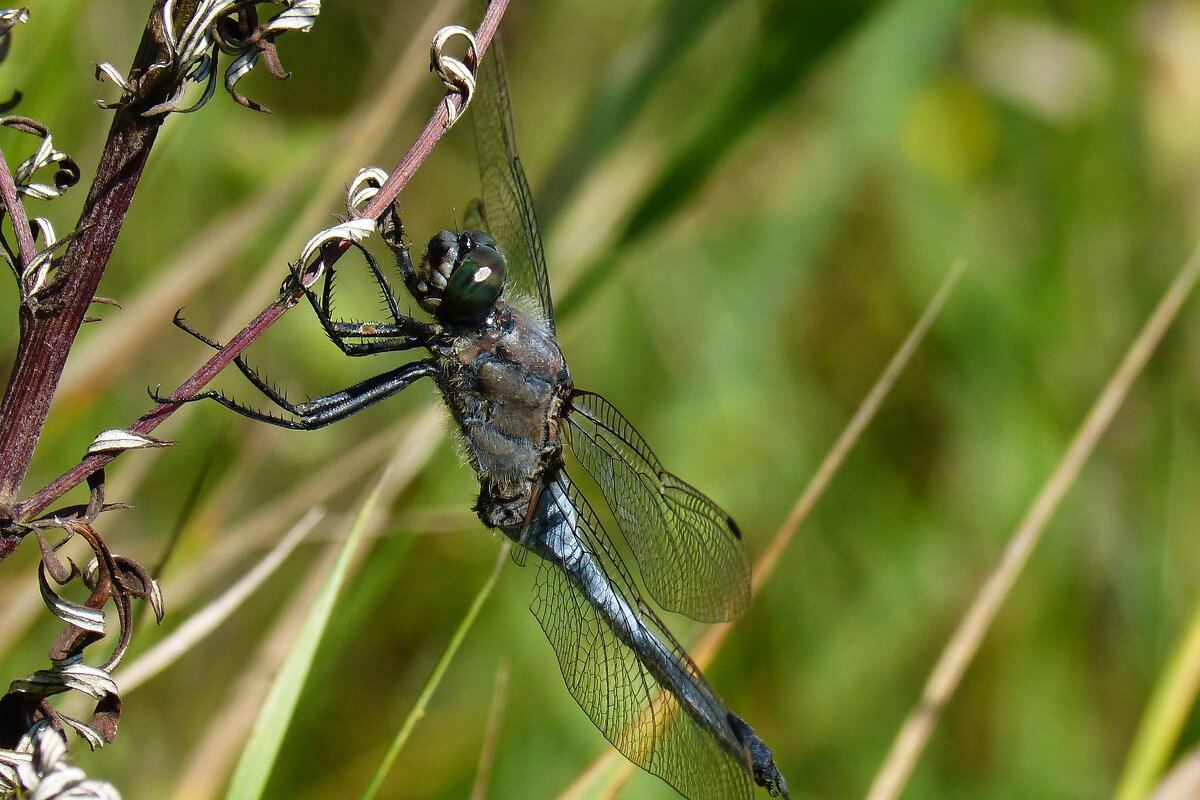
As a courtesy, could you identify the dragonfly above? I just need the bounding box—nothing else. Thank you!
[169,17,789,800]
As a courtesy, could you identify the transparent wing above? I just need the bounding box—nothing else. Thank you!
[471,24,555,328]
[564,390,751,623]
[522,471,753,800]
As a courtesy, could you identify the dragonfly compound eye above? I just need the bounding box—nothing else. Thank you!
[462,230,497,250]
[439,242,506,322]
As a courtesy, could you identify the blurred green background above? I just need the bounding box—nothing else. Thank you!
[2,0,1200,798]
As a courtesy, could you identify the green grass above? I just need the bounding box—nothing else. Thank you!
[2,1,1199,799]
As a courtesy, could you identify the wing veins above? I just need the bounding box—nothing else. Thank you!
[526,472,753,800]
[565,391,750,622]
[472,32,555,327]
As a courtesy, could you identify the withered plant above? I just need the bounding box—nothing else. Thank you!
[0,3,503,795]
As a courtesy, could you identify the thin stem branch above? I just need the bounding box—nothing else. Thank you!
[12,0,510,524]
[865,240,1200,800]
[0,146,37,268]
[0,0,200,509]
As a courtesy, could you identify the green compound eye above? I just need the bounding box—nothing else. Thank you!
[439,242,506,322]
[463,230,496,249]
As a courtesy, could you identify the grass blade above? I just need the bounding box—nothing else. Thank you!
[359,542,509,800]
[866,239,1200,800]
[468,661,510,800]
[1114,599,1200,800]
[222,468,391,800]
[115,509,322,694]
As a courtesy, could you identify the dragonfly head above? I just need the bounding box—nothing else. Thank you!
[417,230,507,323]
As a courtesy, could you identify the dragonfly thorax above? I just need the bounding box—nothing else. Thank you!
[415,230,507,323]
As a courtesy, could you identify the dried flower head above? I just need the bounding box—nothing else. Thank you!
[96,0,321,115]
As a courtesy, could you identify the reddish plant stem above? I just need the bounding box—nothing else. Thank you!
[364,0,506,219]
[13,0,510,525]
[0,115,162,498]
[15,298,289,522]
[0,148,37,558]
[0,147,37,268]
[0,0,200,534]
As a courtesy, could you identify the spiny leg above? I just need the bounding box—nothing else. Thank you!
[157,358,437,430]
[297,240,437,357]
[362,242,403,322]
[379,202,422,297]
[172,312,298,409]
[305,239,398,325]
[322,320,439,356]
[164,314,436,429]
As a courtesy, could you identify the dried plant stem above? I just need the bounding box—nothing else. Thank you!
[866,242,1200,800]
[469,661,510,800]
[0,106,162,509]
[0,1,201,513]
[12,0,511,528]
[0,147,37,266]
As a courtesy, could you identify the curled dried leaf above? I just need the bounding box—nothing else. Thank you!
[38,562,106,636]
[9,664,118,702]
[98,1,320,116]
[1,116,80,200]
[32,528,78,585]
[0,719,122,797]
[346,167,389,215]
[430,25,478,126]
[291,216,376,291]
[56,712,112,750]
[110,556,164,623]
[0,8,29,36]
[86,429,173,456]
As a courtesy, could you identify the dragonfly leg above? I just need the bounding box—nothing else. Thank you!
[317,318,439,356]
[296,243,441,357]
[379,202,423,299]
[156,359,437,430]
[172,312,302,405]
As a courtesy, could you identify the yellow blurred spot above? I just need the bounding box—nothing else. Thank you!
[902,79,996,185]
[1141,1,1200,180]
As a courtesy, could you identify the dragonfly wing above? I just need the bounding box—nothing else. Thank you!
[471,26,555,328]
[564,390,751,623]
[520,471,753,800]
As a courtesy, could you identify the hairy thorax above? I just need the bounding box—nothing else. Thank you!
[431,303,572,529]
